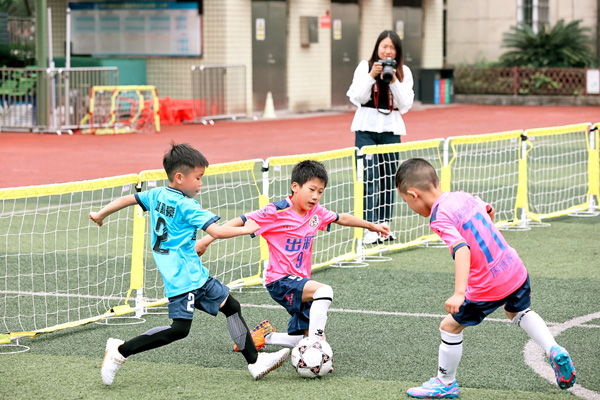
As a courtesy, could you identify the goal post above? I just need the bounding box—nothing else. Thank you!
[0,174,141,341]
[360,139,444,254]
[445,130,524,228]
[2,122,598,346]
[524,123,595,221]
[80,85,160,135]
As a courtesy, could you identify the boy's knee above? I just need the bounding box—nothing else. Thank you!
[219,295,241,317]
[439,316,462,334]
[510,308,531,326]
[170,319,192,341]
[313,285,333,302]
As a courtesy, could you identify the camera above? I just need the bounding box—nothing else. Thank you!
[378,57,398,83]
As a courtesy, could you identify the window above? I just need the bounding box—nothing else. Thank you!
[517,0,549,33]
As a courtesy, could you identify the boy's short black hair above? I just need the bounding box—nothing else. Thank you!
[163,142,209,182]
[395,158,439,193]
[291,160,329,189]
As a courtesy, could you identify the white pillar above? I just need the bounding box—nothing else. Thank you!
[422,0,444,69]
[358,0,394,61]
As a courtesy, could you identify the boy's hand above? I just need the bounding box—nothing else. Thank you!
[369,223,390,240]
[196,239,209,256]
[445,293,465,314]
[244,218,260,234]
[89,212,104,227]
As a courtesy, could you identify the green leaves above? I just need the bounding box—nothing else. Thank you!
[499,19,597,68]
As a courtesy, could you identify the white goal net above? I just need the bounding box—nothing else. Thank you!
[0,176,139,340]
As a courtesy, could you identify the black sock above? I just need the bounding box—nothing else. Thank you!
[119,319,192,358]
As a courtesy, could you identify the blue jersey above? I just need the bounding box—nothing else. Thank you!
[135,186,219,297]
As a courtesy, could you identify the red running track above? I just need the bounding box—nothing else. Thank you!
[1,104,598,188]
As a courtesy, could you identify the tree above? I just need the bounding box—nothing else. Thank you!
[499,19,597,68]
[0,0,33,17]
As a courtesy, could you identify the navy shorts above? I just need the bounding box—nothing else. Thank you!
[266,275,311,336]
[168,277,229,320]
[452,275,532,327]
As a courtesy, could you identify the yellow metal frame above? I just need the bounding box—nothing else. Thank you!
[81,85,160,135]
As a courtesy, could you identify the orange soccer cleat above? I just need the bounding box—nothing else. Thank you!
[234,320,275,352]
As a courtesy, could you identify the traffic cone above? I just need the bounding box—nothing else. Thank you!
[263,91,276,119]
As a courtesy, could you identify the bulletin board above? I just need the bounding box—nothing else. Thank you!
[69,1,201,56]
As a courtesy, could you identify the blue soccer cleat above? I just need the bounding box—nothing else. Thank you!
[407,377,459,398]
[549,345,576,389]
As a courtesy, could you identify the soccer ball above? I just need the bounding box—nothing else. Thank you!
[291,337,333,378]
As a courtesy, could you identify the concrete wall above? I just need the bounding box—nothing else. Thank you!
[358,0,393,61]
[287,0,332,112]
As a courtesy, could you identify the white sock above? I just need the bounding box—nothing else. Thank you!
[308,285,333,338]
[513,309,557,355]
[437,329,463,385]
[265,332,304,348]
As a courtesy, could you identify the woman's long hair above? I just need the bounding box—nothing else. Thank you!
[368,30,405,82]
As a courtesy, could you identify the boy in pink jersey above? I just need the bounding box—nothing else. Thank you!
[395,158,575,399]
[197,160,389,352]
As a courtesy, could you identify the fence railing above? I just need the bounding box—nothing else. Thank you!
[0,122,598,345]
[0,67,118,133]
[190,64,247,124]
[454,66,590,96]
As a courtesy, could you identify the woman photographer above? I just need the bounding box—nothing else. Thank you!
[346,29,414,245]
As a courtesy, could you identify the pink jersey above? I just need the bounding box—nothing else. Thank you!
[244,197,339,285]
[430,191,528,302]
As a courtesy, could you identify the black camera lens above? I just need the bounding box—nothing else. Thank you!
[378,58,397,83]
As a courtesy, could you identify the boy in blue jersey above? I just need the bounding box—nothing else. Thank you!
[89,143,290,386]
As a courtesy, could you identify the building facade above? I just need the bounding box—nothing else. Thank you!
[39,0,598,114]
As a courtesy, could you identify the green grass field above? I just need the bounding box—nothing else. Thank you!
[1,216,598,400]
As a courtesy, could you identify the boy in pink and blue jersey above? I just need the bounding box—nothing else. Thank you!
[197,160,390,351]
[395,158,575,399]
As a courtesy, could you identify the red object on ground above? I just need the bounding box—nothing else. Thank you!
[0,104,598,188]
[158,97,195,125]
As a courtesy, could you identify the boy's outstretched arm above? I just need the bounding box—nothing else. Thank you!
[196,217,252,256]
[445,245,470,314]
[335,213,390,237]
[89,195,137,227]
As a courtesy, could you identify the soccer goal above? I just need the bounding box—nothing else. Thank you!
[80,85,160,135]
[0,175,144,347]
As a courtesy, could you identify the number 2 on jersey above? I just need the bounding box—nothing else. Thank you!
[153,216,169,255]
[462,212,505,262]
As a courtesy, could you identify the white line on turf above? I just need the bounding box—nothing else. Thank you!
[524,311,600,400]
[244,303,600,397]
[241,303,600,328]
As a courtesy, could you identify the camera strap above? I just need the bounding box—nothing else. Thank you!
[372,81,394,115]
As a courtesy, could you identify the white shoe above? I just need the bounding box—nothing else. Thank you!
[363,230,379,245]
[378,222,397,243]
[102,338,127,386]
[248,348,290,380]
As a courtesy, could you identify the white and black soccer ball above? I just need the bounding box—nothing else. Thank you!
[291,337,333,378]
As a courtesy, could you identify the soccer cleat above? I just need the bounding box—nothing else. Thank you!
[233,320,275,352]
[407,377,459,399]
[248,348,291,380]
[378,222,397,243]
[101,338,127,386]
[363,230,380,245]
[549,345,576,389]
